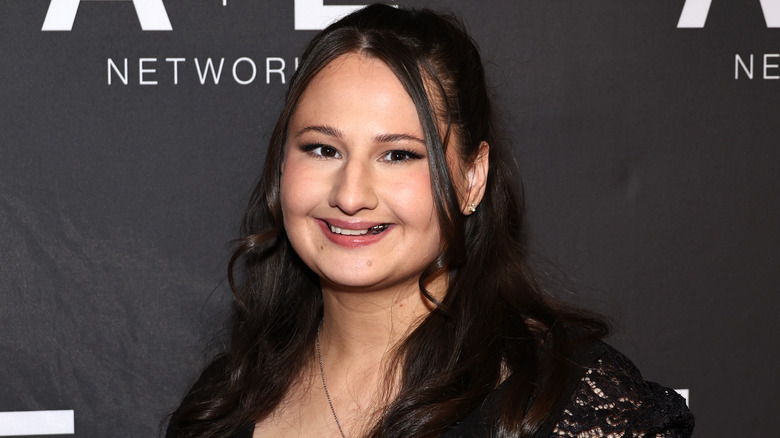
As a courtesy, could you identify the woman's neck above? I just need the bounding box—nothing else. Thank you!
[317,274,446,369]
[320,289,424,363]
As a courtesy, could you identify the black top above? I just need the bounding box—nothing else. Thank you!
[167,343,694,438]
[440,343,694,437]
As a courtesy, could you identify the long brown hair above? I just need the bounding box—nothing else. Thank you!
[170,5,608,437]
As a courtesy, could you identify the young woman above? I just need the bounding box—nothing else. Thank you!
[167,5,694,437]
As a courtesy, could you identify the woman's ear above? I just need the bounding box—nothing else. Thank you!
[461,141,489,215]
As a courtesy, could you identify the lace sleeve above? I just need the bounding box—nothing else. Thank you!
[552,346,694,438]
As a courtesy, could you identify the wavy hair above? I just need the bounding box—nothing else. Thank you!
[169,4,608,437]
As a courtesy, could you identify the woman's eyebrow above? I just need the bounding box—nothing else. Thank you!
[295,125,343,138]
[295,126,424,145]
[375,133,425,145]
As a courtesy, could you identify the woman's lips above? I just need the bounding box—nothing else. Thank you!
[316,219,392,247]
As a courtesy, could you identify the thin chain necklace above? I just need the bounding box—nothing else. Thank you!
[316,322,348,438]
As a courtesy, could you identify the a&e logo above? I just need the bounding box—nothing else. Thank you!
[678,0,780,28]
[42,0,172,31]
[40,0,387,32]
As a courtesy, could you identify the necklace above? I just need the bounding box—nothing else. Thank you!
[317,322,348,438]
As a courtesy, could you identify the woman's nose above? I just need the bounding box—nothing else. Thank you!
[328,158,379,215]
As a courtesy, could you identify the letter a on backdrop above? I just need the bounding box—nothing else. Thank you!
[678,0,780,28]
[42,0,172,31]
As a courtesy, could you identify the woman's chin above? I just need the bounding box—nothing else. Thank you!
[318,271,418,295]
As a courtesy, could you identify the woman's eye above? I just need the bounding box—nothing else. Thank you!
[382,150,424,163]
[301,144,341,158]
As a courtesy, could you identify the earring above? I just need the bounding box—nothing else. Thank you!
[466,203,476,213]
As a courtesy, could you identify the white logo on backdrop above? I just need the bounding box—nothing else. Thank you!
[41,0,392,32]
[678,0,780,28]
[42,0,172,31]
[675,389,690,407]
[0,410,74,436]
[106,56,298,85]
[294,0,368,30]
[734,54,780,79]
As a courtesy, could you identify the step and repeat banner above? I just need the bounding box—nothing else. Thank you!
[1,1,778,436]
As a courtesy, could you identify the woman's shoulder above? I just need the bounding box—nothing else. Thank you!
[552,343,695,437]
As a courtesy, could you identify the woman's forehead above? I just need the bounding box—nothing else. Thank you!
[298,54,455,138]
[289,53,424,141]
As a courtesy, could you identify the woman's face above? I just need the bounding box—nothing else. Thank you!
[280,53,457,294]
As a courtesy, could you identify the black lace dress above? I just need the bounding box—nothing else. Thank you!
[551,347,693,437]
[441,343,694,437]
[167,343,694,438]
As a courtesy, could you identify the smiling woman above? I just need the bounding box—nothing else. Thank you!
[281,53,457,296]
[166,4,693,438]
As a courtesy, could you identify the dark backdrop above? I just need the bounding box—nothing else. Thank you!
[2,1,778,436]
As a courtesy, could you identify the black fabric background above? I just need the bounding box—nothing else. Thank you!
[1,1,777,436]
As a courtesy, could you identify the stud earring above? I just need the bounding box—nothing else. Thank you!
[466,203,476,213]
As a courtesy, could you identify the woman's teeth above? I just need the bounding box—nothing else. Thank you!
[328,224,389,235]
